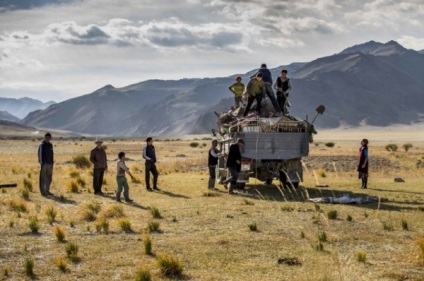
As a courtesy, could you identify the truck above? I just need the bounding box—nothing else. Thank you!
[213,105,324,189]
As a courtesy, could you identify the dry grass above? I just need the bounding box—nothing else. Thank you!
[0,136,423,280]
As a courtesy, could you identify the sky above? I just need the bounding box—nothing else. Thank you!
[1,0,424,102]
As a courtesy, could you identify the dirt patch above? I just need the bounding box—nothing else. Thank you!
[303,155,403,172]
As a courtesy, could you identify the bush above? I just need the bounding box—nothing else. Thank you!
[327,210,338,220]
[382,220,394,231]
[95,218,109,234]
[313,242,324,252]
[28,216,39,234]
[71,154,91,169]
[53,225,66,242]
[317,169,326,178]
[157,254,184,278]
[101,204,125,219]
[20,189,30,201]
[248,223,258,232]
[385,144,398,152]
[143,234,152,255]
[401,219,408,231]
[65,242,80,262]
[318,231,327,242]
[356,251,367,263]
[24,256,34,276]
[402,143,413,152]
[76,177,86,188]
[55,257,68,273]
[150,206,162,219]
[9,199,28,213]
[346,214,353,222]
[67,181,80,193]
[23,178,33,192]
[69,170,80,178]
[416,238,424,260]
[118,218,133,233]
[135,266,152,281]
[45,205,58,225]
[189,142,199,148]
[324,142,335,148]
[147,221,160,233]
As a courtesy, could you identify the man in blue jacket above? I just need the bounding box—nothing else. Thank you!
[143,137,159,191]
[38,132,54,196]
[251,63,281,114]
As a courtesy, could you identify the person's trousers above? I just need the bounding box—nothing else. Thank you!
[228,167,239,192]
[208,166,216,189]
[145,161,159,188]
[93,168,105,193]
[244,95,262,116]
[39,164,53,194]
[264,82,281,113]
[116,176,130,200]
[277,94,288,115]
[234,96,243,108]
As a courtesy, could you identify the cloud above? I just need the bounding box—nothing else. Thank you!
[397,35,424,50]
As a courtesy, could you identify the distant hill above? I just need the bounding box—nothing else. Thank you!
[418,50,424,55]
[21,40,424,136]
[0,97,55,119]
[0,111,21,122]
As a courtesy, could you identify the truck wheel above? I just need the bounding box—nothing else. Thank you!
[265,178,273,185]
[291,182,299,189]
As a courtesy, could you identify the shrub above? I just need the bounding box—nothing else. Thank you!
[143,234,152,255]
[248,223,258,232]
[67,181,80,193]
[157,254,184,278]
[318,231,327,242]
[55,257,68,273]
[95,218,109,234]
[402,143,413,152]
[324,142,335,148]
[346,215,353,222]
[356,251,367,263]
[23,178,33,192]
[118,218,133,233]
[3,266,9,277]
[150,206,162,219]
[65,242,80,262]
[86,201,102,213]
[102,204,125,219]
[8,199,28,213]
[45,205,58,225]
[20,189,30,201]
[28,216,39,234]
[313,242,324,252]
[71,154,91,169]
[189,142,199,148]
[401,219,408,231]
[147,221,160,233]
[76,177,86,188]
[132,176,142,184]
[416,238,424,260]
[69,170,80,178]
[382,220,394,231]
[135,266,152,281]
[327,210,338,220]
[281,206,294,212]
[242,199,255,206]
[80,209,96,222]
[24,256,34,276]
[300,231,305,239]
[385,144,398,152]
[317,169,326,178]
[69,220,75,228]
[53,225,66,242]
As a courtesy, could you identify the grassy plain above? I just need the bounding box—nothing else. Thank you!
[0,128,423,281]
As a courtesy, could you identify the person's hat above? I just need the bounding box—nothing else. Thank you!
[236,76,242,81]
[95,137,103,143]
[237,138,245,144]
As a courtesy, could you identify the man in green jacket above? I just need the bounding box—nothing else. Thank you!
[243,73,265,117]
[228,76,245,108]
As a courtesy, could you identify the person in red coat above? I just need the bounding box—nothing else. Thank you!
[357,139,369,189]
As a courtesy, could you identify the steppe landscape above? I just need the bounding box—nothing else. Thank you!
[0,127,423,281]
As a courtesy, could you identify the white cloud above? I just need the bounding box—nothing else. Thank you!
[397,35,424,50]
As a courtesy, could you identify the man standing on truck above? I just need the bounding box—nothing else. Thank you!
[226,138,244,194]
[243,73,266,117]
[251,63,281,113]
[90,138,107,195]
[228,76,245,109]
[274,69,292,115]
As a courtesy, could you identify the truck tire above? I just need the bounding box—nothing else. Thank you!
[265,178,273,185]
[236,182,246,190]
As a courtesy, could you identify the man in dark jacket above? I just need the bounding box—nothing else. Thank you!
[143,137,159,191]
[38,132,54,196]
[251,63,281,113]
[226,138,244,194]
[90,138,108,195]
[208,139,221,190]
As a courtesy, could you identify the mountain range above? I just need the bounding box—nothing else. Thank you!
[0,97,55,119]
[8,40,424,136]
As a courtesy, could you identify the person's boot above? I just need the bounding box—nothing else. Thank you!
[363,177,368,189]
[228,183,236,194]
[208,179,215,189]
[116,193,121,202]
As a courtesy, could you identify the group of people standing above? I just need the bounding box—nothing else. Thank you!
[38,133,161,203]
[228,63,292,116]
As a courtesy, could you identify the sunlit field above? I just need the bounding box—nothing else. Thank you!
[0,130,423,280]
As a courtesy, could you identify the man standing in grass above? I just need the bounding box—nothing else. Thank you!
[38,132,54,196]
[228,76,245,108]
[90,138,107,195]
[116,152,134,202]
[226,138,244,194]
[357,139,369,189]
[143,137,160,191]
[208,139,221,190]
